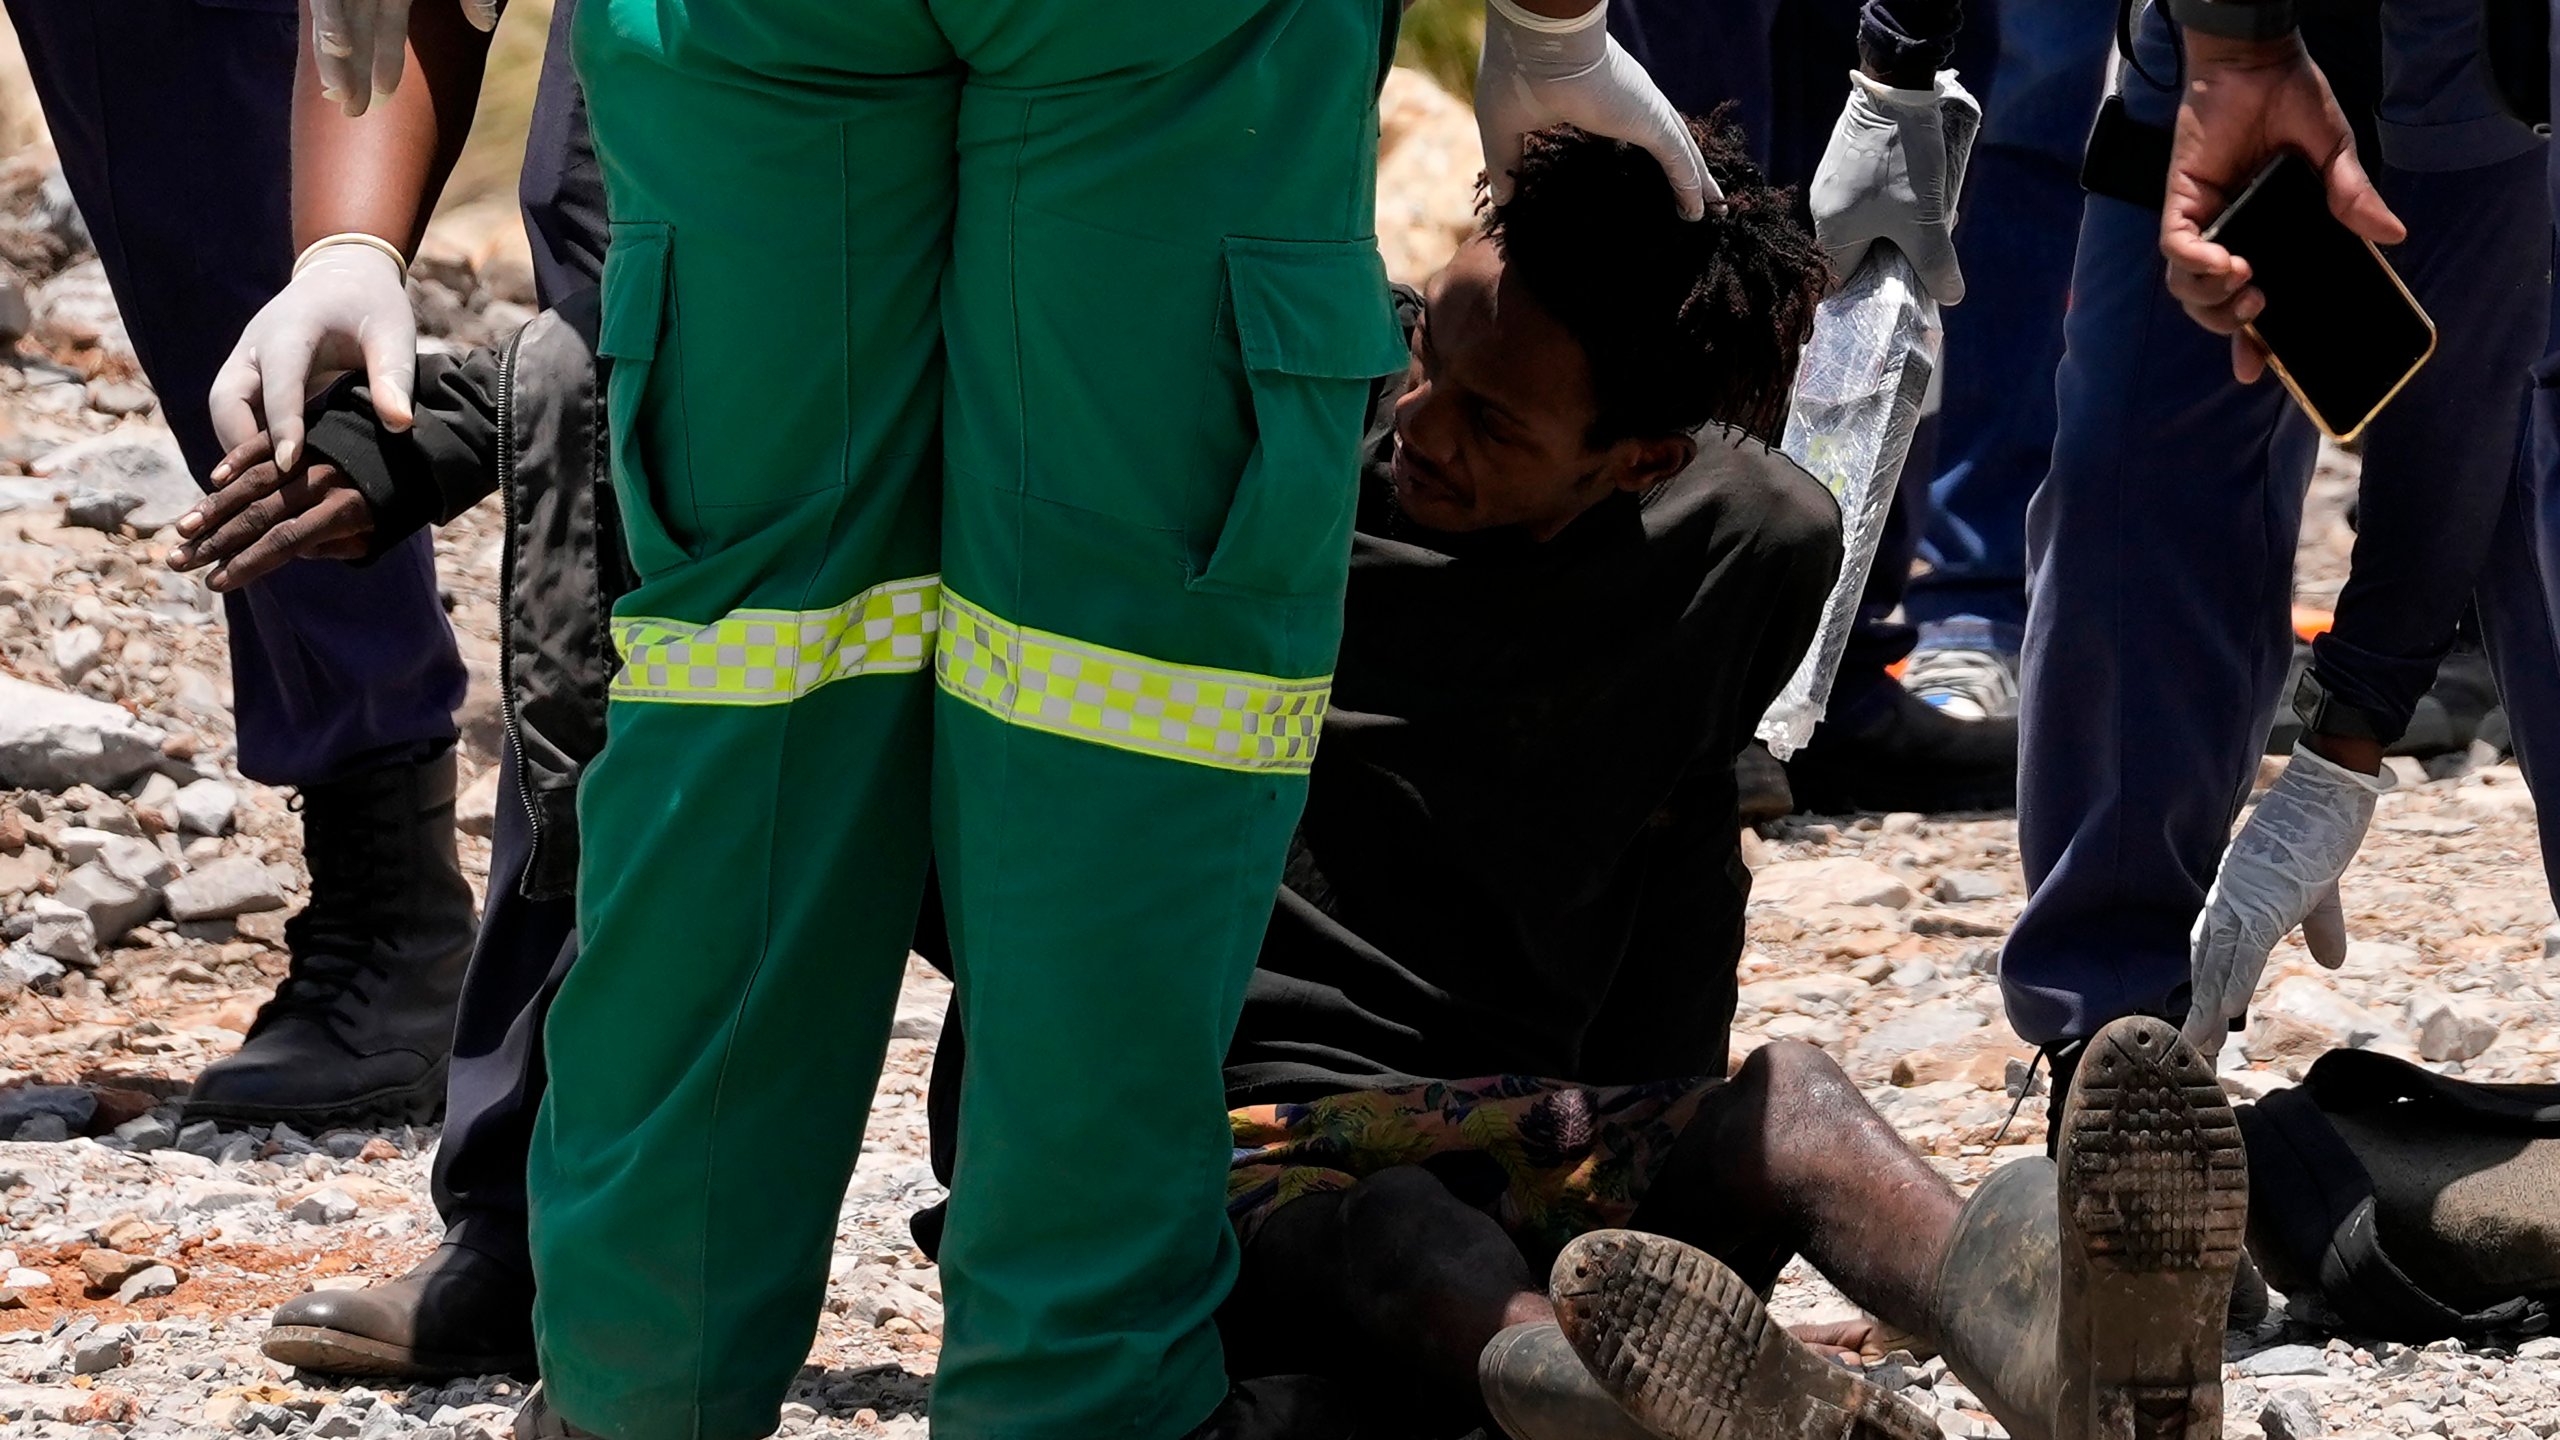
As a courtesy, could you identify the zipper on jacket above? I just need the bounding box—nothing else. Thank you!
[493,322,545,864]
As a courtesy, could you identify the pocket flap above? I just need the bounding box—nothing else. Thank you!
[1223,236,1409,381]
[599,222,672,362]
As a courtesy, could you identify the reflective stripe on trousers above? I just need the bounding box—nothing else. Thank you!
[611,579,1332,777]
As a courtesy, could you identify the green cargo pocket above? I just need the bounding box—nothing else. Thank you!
[597,220,693,578]
[1188,236,1410,601]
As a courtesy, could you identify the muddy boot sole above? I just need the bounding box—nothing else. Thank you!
[1550,1230,1939,1440]
[2056,1015,2249,1440]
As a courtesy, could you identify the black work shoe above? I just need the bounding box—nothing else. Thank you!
[1180,1375,1363,1439]
[1548,1231,1938,1440]
[1479,1319,1654,1440]
[512,1383,603,1439]
[262,1242,534,1379]
[1785,686,2016,815]
[2053,1015,2248,1440]
[186,749,475,1128]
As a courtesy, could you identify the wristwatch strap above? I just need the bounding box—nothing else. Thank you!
[2166,0,2300,41]
[2293,668,2387,744]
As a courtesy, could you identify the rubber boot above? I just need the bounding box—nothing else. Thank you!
[2051,1015,2246,1439]
[1546,1231,1938,1440]
[1934,1029,2252,1439]
[263,1242,535,1380]
[1928,1156,2064,1440]
[1479,1320,1659,1440]
[186,749,475,1127]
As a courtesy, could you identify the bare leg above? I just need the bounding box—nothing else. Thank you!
[1630,1040,1962,1336]
[1226,1166,1547,1432]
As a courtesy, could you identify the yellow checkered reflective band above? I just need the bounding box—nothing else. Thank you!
[610,574,941,705]
[935,588,1330,775]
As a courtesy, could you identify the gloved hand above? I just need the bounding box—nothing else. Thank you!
[2182,741,2390,1061]
[1475,0,1720,220]
[312,0,500,118]
[1810,70,1975,304]
[209,237,416,474]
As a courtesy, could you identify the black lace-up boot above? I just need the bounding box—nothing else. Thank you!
[185,749,474,1127]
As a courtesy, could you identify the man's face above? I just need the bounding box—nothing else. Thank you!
[1389,237,1690,540]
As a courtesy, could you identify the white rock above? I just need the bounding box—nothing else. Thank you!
[48,624,101,684]
[55,824,115,866]
[0,943,64,993]
[162,856,289,921]
[2407,990,2500,1063]
[52,861,157,942]
[1750,858,1914,911]
[3,1267,50,1291]
[112,1264,177,1303]
[289,1187,359,1225]
[2260,1389,2324,1440]
[1856,1002,1987,1063]
[2260,976,2405,1052]
[175,1181,268,1215]
[67,1332,125,1374]
[1929,869,2006,904]
[170,779,238,837]
[30,427,195,530]
[0,674,164,790]
[25,900,94,967]
[97,832,174,890]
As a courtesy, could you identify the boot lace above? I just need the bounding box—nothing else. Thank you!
[259,791,397,1032]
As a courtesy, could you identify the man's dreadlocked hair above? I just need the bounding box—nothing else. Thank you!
[1482,108,1827,446]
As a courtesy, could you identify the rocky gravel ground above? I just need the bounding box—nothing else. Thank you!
[0,122,2548,1438]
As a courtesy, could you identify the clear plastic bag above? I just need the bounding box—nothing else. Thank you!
[1756,250,1943,758]
[1757,82,1978,758]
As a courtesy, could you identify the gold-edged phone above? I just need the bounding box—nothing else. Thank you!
[2199,152,2436,443]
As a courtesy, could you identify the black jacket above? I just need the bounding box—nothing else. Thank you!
[303,290,628,900]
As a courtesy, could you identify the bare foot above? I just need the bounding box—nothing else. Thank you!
[1786,1316,1934,1364]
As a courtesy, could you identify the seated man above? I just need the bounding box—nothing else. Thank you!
[175,115,2245,1440]
[922,122,2250,1440]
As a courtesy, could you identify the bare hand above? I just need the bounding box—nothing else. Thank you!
[2159,33,2404,382]
[170,434,376,592]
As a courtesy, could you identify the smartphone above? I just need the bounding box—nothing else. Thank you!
[2198,152,2435,443]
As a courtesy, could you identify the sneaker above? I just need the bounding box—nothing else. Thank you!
[1905,644,2020,722]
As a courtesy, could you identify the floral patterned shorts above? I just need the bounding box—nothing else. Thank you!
[1227,1073,1718,1255]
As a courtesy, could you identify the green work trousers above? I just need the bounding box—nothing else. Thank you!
[529,2,1408,1438]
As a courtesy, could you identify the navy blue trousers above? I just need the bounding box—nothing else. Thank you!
[1905,0,2117,648]
[4,0,464,788]
[2002,0,2554,1045]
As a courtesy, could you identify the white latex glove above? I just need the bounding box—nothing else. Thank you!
[209,239,417,475]
[1475,0,1720,220]
[312,0,500,118]
[2182,742,2390,1061]
[1810,70,1975,305]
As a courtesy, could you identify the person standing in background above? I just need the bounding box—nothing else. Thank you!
[1898,0,2117,724]
[0,0,475,1132]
